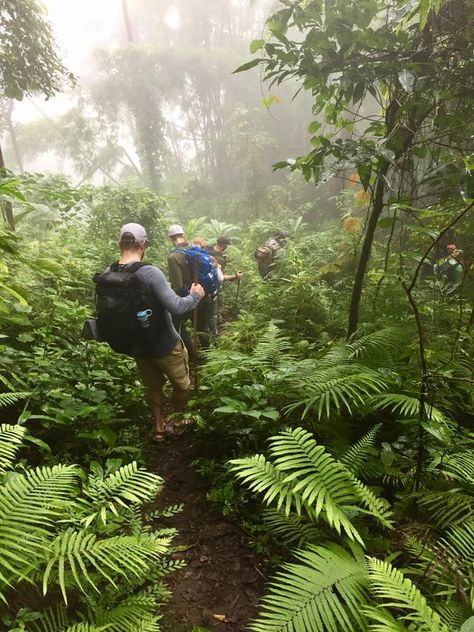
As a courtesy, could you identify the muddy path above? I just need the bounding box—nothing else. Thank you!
[145,431,267,631]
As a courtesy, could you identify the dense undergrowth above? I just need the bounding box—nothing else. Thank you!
[0,168,473,631]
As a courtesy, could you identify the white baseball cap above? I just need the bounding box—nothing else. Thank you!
[168,223,185,237]
[119,223,148,242]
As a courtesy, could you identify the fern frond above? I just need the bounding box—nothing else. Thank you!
[361,606,408,631]
[0,465,78,598]
[63,626,108,632]
[435,451,474,485]
[269,427,367,542]
[93,592,160,631]
[262,508,320,548]
[286,366,388,419]
[248,544,369,632]
[43,531,171,603]
[251,322,294,368]
[0,423,26,473]
[418,490,474,528]
[0,391,30,408]
[436,603,472,630]
[232,428,391,544]
[341,425,382,475]
[82,462,163,527]
[28,605,68,632]
[373,393,450,423]
[347,327,406,365]
[367,557,449,632]
[350,477,393,529]
[230,455,296,515]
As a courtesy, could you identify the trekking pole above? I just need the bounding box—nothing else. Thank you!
[192,254,200,389]
[233,276,241,314]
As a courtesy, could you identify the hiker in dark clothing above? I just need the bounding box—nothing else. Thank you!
[254,230,290,279]
[97,223,204,442]
[206,235,242,336]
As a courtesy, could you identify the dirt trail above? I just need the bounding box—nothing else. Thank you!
[146,431,266,632]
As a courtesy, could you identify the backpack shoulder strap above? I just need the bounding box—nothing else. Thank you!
[108,261,151,273]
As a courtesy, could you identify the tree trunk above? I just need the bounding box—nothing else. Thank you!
[6,101,24,174]
[346,159,389,339]
[0,142,15,231]
[121,0,135,43]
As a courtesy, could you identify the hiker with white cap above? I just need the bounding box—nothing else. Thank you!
[93,222,205,442]
[167,224,196,361]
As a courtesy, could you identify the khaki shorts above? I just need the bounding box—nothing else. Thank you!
[136,340,190,392]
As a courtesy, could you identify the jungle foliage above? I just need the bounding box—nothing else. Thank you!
[0,0,473,630]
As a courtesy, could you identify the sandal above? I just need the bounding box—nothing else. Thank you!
[152,429,167,442]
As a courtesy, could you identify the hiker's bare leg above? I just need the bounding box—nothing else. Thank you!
[148,388,166,435]
[172,386,189,414]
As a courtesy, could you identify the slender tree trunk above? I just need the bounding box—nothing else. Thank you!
[121,0,135,43]
[0,142,15,231]
[346,159,389,339]
[6,101,24,174]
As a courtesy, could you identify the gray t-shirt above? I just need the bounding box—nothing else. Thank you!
[117,262,200,358]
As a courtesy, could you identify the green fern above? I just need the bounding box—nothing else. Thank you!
[361,606,408,631]
[93,592,161,631]
[434,451,474,485]
[347,327,407,367]
[417,490,474,528]
[43,531,171,603]
[250,322,294,367]
[248,543,369,632]
[0,464,78,600]
[341,425,382,475]
[81,462,163,527]
[231,427,392,544]
[0,391,30,408]
[285,365,388,420]
[373,393,451,423]
[262,508,321,548]
[366,557,449,632]
[0,423,26,473]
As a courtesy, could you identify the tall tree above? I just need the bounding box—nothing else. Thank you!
[242,0,474,336]
[0,0,73,229]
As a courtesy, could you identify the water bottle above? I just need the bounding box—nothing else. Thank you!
[136,309,153,328]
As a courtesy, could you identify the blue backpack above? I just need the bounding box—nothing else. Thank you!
[175,246,219,295]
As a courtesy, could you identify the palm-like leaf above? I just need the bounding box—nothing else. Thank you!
[231,428,392,544]
[0,465,78,598]
[347,327,407,366]
[417,490,474,528]
[93,592,161,631]
[373,393,450,423]
[341,425,382,475]
[81,462,163,527]
[286,365,388,419]
[0,391,30,408]
[262,508,320,548]
[43,531,171,603]
[248,544,369,632]
[367,557,449,632]
[0,423,26,474]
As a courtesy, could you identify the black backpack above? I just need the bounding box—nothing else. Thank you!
[93,262,161,357]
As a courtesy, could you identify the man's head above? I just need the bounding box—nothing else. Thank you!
[168,223,185,246]
[215,235,231,251]
[274,230,290,244]
[447,243,462,258]
[119,223,148,257]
